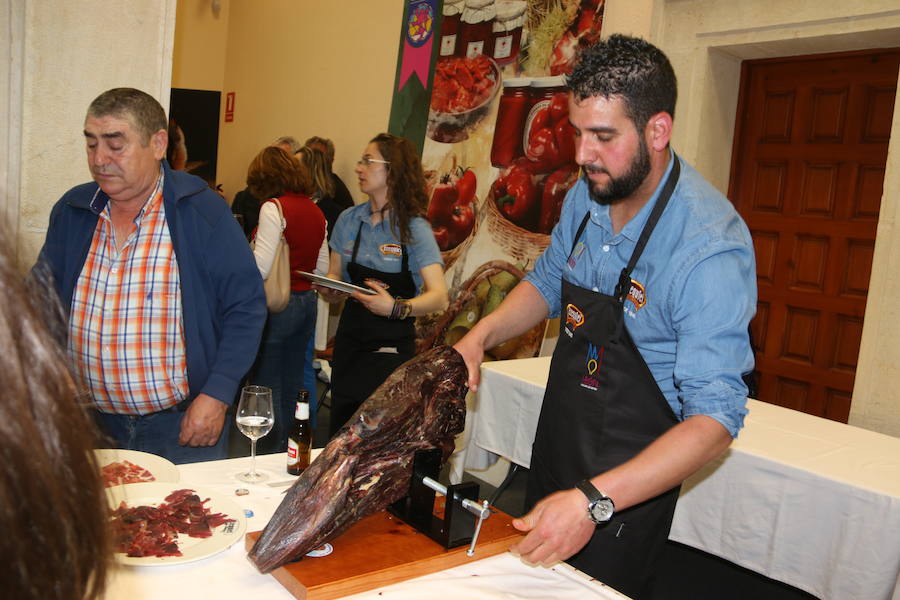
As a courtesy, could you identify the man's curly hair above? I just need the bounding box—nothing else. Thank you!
[567,34,677,130]
[370,133,428,244]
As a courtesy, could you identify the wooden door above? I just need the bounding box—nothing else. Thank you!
[729,49,900,422]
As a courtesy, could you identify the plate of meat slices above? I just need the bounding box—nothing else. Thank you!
[107,483,247,566]
[95,449,180,488]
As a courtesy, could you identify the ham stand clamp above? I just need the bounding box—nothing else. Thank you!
[388,448,491,555]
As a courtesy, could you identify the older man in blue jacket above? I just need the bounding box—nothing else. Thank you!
[36,88,266,463]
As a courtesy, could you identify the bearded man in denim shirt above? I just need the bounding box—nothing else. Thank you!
[454,35,756,598]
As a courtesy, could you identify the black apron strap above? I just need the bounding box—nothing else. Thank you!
[351,219,365,263]
[614,157,681,303]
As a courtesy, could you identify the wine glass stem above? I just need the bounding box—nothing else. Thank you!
[250,438,258,475]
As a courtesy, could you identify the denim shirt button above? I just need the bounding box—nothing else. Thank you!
[602,245,610,252]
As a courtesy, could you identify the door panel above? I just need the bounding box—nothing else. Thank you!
[729,49,900,422]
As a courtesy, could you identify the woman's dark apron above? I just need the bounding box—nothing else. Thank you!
[526,160,681,599]
[329,220,417,437]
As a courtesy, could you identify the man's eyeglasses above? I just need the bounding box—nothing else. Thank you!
[357,157,390,167]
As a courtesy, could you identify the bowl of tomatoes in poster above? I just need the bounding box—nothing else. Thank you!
[427,54,501,144]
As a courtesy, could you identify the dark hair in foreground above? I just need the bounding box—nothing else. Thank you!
[370,133,428,243]
[246,146,313,199]
[0,239,110,600]
[567,34,678,130]
[87,87,168,145]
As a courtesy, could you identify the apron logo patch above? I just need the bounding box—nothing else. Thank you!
[564,304,585,337]
[380,243,402,257]
[627,279,647,311]
[567,242,586,269]
[580,343,603,390]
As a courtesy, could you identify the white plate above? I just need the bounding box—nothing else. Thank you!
[107,483,247,566]
[297,271,376,295]
[95,449,180,486]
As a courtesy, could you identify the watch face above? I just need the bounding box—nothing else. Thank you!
[590,499,614,523]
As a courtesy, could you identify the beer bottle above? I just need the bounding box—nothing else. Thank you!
[286,390,311,475]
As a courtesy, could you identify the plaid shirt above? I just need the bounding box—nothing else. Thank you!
[68,174,189,415]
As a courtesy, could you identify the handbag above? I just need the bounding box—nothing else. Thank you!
[256,198,291,313]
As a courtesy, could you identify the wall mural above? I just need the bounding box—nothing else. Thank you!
[389,0,605,360]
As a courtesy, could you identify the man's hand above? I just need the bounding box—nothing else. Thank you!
[453,333,485,392]
[510,488,595,566]
[179,393,228,447]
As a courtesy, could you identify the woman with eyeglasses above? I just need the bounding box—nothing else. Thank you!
[316,133,448,438]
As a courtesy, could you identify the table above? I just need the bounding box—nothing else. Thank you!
[105,452,630,599]
[450,357,900,600]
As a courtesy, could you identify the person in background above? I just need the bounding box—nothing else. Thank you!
[298,145,346,239]
[247,146,328,451]
[296,145,348,402]
[166,117,188,171]
[232,136,303,238]
[35,87,266,464]
[304,135,354,210]
[317,133,448,436]
[453,35,756,598]
[317,133,448,438]
[1,233,111,600]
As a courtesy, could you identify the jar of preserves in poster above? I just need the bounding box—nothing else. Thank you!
[491,0,527,66]
[458,0,496,59]
[439,0,465,57]
[490,78,531,167]
[523,75,567,157]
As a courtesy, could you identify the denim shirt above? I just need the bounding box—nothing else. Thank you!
[329,202,443,292]
[525,154,756,437]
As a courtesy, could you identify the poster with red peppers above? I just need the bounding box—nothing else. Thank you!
[391,0,605,359]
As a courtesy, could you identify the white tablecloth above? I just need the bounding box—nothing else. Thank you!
[450,356,900,600]
[105,452,629,599]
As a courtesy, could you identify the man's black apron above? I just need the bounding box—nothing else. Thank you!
[526,160,681,599]
[329,220,417,437]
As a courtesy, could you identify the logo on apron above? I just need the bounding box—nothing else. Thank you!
[580,343,603,390]
[627,279,647,310]
[380,243,402,257]
[564,303,585,337]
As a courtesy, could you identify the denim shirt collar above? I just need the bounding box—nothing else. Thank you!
[589,149,676,242]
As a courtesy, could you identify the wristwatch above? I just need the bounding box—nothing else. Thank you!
[575,479,615,524]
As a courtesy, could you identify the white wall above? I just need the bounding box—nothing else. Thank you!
[5,0,177,269]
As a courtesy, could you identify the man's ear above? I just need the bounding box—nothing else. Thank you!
[150,129,168,160]
[645,112,673,152]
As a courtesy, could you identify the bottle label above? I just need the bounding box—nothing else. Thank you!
[440,34,457,56]
[494,34,513,59]
[523,98,551,155]
[295,402,310,420]
[287,439,299,464]
[465,40,484,58]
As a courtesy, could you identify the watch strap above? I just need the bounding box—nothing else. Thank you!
[575,478,604,503]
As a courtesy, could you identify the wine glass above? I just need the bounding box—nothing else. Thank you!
[235,385,274,483]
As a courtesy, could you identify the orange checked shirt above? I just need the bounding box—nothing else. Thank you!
[68,174,189,415]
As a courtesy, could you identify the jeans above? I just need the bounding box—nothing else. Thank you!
[251,289,317,453]
[94,407,229,464]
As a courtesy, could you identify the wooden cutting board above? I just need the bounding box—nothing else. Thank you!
[245,503,522,600]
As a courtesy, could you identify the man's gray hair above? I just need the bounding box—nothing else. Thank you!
[271,136,301,154]
[86,88,168,145]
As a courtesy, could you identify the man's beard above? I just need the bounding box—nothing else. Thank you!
[584,138,651,205]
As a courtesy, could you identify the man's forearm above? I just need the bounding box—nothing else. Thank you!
[590,415,733,511]
[468,280,549,350]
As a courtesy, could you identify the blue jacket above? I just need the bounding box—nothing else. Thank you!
[37,161,267,407]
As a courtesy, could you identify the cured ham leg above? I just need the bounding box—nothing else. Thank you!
[248,345,469,573]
